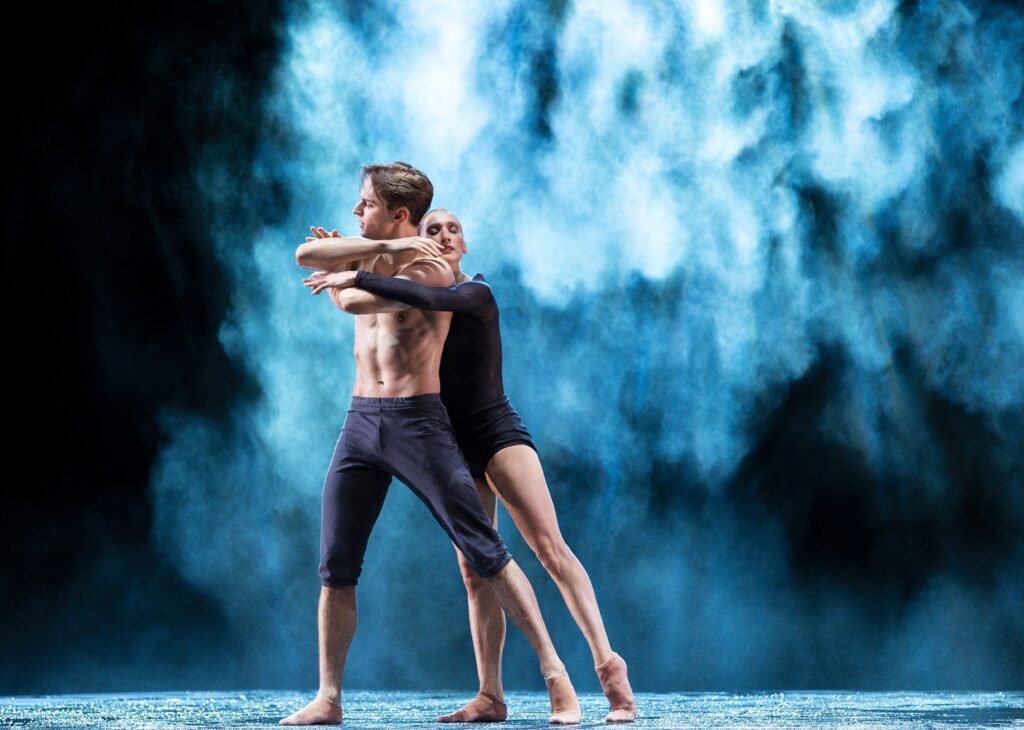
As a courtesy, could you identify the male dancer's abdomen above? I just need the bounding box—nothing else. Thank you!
[351,311,449,397]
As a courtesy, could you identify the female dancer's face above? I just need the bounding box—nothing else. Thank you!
[420,210,467,266]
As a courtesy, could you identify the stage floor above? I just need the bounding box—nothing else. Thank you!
[1,690,1022,728]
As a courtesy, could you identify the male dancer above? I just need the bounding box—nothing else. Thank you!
[279,162,580,726]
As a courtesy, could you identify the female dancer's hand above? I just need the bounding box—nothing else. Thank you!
[303,269,358,295]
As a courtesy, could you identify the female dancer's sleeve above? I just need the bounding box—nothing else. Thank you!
[354,270,492,313]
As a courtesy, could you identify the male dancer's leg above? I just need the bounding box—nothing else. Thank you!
[480,562,582,723]
[278,585,355,726]
[382,403,581,724]
[438,477,507,723]
[281,417,392,726]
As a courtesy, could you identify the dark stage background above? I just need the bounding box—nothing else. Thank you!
[5,0,1023,696]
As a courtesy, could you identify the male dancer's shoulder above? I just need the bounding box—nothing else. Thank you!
[396,255,456,287]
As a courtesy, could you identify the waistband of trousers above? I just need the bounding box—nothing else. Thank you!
[349,392,443,410]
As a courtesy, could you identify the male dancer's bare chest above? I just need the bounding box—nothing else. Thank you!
[352,266,449,379]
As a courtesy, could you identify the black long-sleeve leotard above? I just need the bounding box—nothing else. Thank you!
[353,270,504,417]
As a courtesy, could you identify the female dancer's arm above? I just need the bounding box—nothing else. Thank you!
[354,271,493,313]
[302,259,457,314]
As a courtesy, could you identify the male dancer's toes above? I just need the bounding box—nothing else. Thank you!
[595,652,637,723]
[278,693,342,725]
[544,668,581,725]
[437,691,507,723]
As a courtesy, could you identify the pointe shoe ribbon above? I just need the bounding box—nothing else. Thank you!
[437,691,507,723]
[595,652,637,723]
[544,668,582,725]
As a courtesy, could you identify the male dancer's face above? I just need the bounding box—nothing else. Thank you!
[352,177,401,240]
[420,210,467,267]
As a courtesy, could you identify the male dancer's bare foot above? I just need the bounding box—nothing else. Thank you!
[437,691,507,723]
[595,652,637,723]
[278,693,342,725]
[545,669,581,725]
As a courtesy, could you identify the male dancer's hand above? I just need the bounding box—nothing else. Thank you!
[305,225,340,241]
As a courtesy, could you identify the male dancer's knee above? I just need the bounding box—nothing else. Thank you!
[456,548,490,598]
[319,552,362,588]
[467,544,513,580]
[442,495,512,580]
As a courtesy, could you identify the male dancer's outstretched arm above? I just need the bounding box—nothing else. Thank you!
[295,231,379,271]
[295,225,443,271]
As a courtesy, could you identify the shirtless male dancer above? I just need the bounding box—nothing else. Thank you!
[279,162,580,726]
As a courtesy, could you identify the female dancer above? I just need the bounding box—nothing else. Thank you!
[303,211,636,724]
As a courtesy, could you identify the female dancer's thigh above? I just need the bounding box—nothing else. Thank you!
[484,444,564,548]
[476,474,499,527]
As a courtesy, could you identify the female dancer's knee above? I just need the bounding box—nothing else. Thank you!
[533,535,575,581]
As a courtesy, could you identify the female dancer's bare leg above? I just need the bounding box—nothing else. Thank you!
[486,444,636,723]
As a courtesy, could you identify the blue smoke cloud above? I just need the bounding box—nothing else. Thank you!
[150,0,1023,690]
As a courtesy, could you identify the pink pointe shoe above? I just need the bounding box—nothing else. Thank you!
[595,652,637,723]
